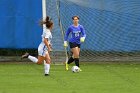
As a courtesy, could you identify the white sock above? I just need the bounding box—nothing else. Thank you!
[28,55,38,63]
[44,63,50,74]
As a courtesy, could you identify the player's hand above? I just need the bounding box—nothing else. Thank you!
[48,47,52,53]
[49,44,52,49]
[80,37,85,42]
[64,41,68,47]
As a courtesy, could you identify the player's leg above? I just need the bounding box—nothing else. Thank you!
[37,56,45,64]
[21,52,38,63]
[65,54,74,70]
[71,43,82,71]
[65,43,75,70]
[78,47,82,71]
[67,50,74,64]
[44,52,51,76]
[22,52,45,64]
[72,47,80,67]
[67,43,75,64]
[22,44,46,64]
[36,44,46,64]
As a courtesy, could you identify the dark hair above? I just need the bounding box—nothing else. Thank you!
[40,16,53,28]
[72,16,79,20]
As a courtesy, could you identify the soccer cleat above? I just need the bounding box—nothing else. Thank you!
[79,68,82,71]
[21,52,29,59]
[65,63,69,71]
[45,74,49,76]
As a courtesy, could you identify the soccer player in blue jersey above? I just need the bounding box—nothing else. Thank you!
[64,16,86,71]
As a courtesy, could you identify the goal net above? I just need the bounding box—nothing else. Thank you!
[0,0,140,62]
[46,0,140,62]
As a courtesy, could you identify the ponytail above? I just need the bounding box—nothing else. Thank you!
[40,16,53,28]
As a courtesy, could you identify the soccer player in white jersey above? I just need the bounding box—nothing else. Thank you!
[21,16,53,76]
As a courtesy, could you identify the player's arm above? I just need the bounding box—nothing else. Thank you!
[80,25,86,42]
[43,30,52,52]
[44,38,51,52]
[64,27,71,47]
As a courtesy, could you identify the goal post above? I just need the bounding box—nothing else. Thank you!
[42,0,47,29]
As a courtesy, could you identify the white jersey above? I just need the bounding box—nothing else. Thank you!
[41,28,52,44]
[38,28,52,57]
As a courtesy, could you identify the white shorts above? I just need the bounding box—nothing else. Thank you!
[38,43,48,57]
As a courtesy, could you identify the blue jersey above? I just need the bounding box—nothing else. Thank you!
[64,24,86,44]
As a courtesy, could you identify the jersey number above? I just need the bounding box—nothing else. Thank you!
[75,33,80,37]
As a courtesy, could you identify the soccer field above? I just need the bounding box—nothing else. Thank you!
[0,62,140,93]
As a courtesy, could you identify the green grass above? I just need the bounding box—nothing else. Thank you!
[0,62,140,93]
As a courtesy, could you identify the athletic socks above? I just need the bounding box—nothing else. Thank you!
[68,57,74,64]
[28,56,50,76]
[74,58,79,67]
[28,55,38,63]
[44,62,50,75]
[68,57,80,67]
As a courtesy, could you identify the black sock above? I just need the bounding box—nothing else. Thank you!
[74,58,79,67]
[68,57,74,64]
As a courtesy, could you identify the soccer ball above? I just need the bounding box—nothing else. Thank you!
[71,66,79,73]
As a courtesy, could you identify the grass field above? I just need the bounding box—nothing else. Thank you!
[0,62,140,93]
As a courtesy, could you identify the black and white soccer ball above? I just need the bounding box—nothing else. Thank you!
[71,66,79,73]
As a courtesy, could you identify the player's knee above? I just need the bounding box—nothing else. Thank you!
[45,59,51,64]
[73,53,79,58]
[74,55,79,58]
[37,61,42,65]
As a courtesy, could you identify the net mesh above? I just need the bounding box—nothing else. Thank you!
[46,0,140,62]
[0,0,140,62]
